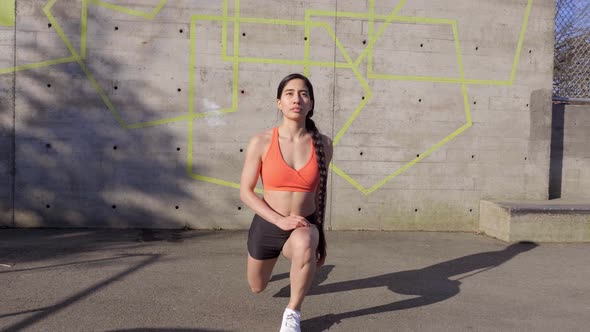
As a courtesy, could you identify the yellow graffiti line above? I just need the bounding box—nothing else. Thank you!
[332,65,372,145]
[329,164,368,195]
[366,0,375,74]
[44,0,80,58]
[304,10,311,76]
[124,114,193,129]
[368,74,463,83]
[0,56,77,74]
[363,17,455,75]
[189,16,196,115]
[510,0,534,83]
[78,61,127,126]
[43,0,127,127]
[48,0,190,129]
[451,22,465,81]
[354,0,408,69]
[365,0,534,86]
[81,0,88,59]
[89,0,167,20]
[232,0,240,110]
[451,21,473,125]
[190,174,263,193]
[364,122,472,194]
[0,0,15,27]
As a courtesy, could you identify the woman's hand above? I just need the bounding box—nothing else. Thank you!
[274,215,310,231]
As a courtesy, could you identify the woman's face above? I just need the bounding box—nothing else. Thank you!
[277,78,313,120]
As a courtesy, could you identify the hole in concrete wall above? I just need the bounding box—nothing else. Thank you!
[240,148,243,152]
[179,29,183,33]
[359,151,363,156]
[47,83,51,88]
[469,208,473,212]
[46,143,51,149]
[46,204,51,208]
[362,96,365,100]
[177,88,182,92]
[242,32,246,37]
[175,206,179,209]
[524,157,528,160]
[304,36,308,41]
[112,205,117,209]
[473,101,477,105]
[417,154,420,157]
[471,155,475,159]
[241,90,245,94]
[238,206,242,210]
[48,23,52,28]
[475,46,479,51]
[177,147,181,151]
[114,26,119,31]
[414,208,419,212]
[362,40,366,45]
[529,49,532,54]
[358,208,361,211]
[113,85,118,90]
[526,103,529,107]
[418,98,422,102]
[420,43,423,47]
[113,145,117,150]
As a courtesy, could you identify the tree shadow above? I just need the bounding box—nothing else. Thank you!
[108,329,230,332]
[0,0,228,232]
[2,253,161,331]
[279,241,538,331]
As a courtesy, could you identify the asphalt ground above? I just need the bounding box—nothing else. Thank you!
[1,228,589,331]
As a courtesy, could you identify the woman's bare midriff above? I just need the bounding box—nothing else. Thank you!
[263,190,317,218]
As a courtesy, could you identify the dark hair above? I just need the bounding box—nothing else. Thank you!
[277,73,327,261]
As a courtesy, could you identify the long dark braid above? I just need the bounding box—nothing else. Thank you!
[306,117,328,261]
[277,73,328,260]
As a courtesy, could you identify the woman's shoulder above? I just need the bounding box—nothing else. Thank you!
[247,128,274,152]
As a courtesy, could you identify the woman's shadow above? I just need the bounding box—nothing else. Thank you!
[272,241,538,331]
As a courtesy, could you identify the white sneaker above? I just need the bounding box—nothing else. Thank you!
[279,308,301,332]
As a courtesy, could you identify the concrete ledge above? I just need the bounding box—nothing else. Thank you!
[479,200,590,242]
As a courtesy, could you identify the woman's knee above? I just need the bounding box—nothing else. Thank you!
[250,284,266,294]
[289,229,318,257]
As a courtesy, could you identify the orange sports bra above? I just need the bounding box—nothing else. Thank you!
[260,127,320,192]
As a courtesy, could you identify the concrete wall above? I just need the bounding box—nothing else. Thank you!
[550,104,590,200]
[0,0,557,230]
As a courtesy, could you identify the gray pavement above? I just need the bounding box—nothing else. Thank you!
[1,228,589,332]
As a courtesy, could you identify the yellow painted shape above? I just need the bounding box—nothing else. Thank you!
[89,0,167,19]
[43,0,187,129]
[364,0,534,85]
[187,6,364,190]
[0,0,15,26]
[0,0,534,194]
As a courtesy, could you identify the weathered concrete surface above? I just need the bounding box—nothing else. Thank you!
[1,0,560,230]
[550,104,590,200]
[480,199,590,242]
[1,229,589,331]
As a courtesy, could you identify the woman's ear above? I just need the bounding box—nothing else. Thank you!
[276,99,282,110]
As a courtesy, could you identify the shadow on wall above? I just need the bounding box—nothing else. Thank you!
[2,4,212,228]
[275,241,538,331]
[549,103,564,199]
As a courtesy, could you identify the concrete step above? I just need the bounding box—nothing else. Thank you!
[479,199,590,242]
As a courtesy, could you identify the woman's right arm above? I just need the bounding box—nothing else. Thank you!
[239,134,309,230]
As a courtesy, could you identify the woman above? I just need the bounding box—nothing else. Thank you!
[240,73,333,332]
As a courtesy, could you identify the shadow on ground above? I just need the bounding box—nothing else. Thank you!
[273,241,538,331]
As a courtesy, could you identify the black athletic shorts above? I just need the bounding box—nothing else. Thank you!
[247,212,318,260]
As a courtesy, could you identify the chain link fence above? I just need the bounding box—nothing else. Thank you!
[553,0,590,100]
